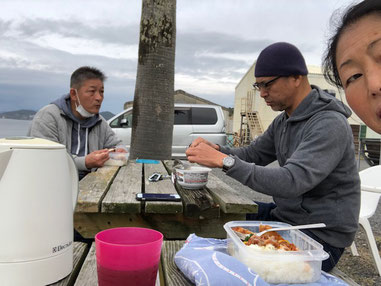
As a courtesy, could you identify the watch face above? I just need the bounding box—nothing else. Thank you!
[223,156,235,167]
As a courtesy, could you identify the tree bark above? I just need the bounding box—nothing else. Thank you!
[130,0,176,160]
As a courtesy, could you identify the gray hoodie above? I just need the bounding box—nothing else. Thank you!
[221,86,360,248]
[28,94,121,176]
[51,94,99,159]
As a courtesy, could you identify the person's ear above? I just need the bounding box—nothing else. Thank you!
[292,75,302,87]
[69,88,77,99]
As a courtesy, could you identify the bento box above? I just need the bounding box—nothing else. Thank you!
[223,221,329,284]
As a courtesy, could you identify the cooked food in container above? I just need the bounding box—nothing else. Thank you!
[232,225,299,251]
[224,221,329,284]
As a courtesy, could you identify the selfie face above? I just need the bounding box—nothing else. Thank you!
[336,14,381,134]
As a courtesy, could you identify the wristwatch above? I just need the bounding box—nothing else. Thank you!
[222,155,235,172]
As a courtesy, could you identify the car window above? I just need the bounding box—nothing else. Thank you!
[174,108,191,125]
[110,111,132,128]
[110,107,218,127]
[122,112,133,128]
[109,117,120,127]
[192,107,217,125]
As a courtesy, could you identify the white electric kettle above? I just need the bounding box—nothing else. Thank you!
[0,137,78,286]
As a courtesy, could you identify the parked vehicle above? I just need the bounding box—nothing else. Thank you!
[108,104,227,158]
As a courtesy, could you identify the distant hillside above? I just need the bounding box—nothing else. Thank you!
[100,111,115,120]
[0,110,36,120]
[0,110,115,120]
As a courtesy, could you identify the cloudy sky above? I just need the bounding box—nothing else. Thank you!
[0,0,357,114]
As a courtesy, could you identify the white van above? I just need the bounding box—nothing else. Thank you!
[108,104,227,158]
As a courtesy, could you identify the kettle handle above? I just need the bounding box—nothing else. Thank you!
[67,153,79,212]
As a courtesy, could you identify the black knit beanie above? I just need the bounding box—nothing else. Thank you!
[254,42,308,77]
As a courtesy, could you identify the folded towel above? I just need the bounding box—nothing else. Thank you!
[174,234,348,286]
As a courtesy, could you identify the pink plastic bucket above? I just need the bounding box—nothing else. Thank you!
[95,227,163,286]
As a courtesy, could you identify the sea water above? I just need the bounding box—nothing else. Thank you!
[0,118,31,138]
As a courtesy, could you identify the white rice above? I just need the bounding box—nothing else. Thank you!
[236,244,316,284]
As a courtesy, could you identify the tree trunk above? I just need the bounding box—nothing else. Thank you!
[130,0,176,160]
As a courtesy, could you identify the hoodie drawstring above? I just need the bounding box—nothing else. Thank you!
[85,128,89,155]
[76,123,81,155]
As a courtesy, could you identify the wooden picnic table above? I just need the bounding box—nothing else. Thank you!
[51,241,360,286]
[74,160,258,239]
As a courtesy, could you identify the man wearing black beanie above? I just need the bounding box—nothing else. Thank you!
[186,42,360,272]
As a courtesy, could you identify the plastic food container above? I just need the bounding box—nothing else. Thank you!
[175,166,211,189]
[104,152,129,166]
[224,221,329,284]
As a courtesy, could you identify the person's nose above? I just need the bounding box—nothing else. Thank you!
[367,64,381,97]
[259,89,268,98]
[95,91,103,102]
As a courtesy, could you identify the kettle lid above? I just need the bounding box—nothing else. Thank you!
[0,137,65,150]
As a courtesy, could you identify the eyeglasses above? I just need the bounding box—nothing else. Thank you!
[252,76,282,91]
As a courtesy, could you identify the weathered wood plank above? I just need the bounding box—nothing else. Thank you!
[74,212,245,239]
[76,166,119,213]
[73,243,97,286]
[206,173,258,214]
[163,160,220,219]
[102,161,142,213]
[74,213,149,239]
[175,182,220,219]
[50,242,89,286]
[162,240,193,286]
[144,162,183,214]
[74,243,161,286]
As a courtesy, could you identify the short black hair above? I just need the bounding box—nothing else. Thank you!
[323,0,381,88]
[70,66,107,89]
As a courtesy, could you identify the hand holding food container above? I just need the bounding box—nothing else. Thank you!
[95,227,163,286]
[104,145,129,166]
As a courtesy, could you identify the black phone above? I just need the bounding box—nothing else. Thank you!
[136,193,181,201]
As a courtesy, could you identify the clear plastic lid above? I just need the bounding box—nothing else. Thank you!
[224,220,329,261]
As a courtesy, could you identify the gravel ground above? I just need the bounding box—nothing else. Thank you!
[211,158,381,286]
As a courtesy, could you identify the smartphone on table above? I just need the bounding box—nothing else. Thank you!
[136,193,181,202]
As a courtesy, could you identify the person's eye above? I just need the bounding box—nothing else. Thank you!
[345,73,362,87]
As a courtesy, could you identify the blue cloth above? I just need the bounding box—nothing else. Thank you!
[174,234,348,286]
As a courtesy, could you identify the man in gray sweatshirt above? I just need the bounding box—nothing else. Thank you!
[186,42,360,272]
[28,66,123,179]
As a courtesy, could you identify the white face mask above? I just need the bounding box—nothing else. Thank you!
[74,90,95,118]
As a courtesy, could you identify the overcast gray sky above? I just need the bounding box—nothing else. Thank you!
[0,0,357,114]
